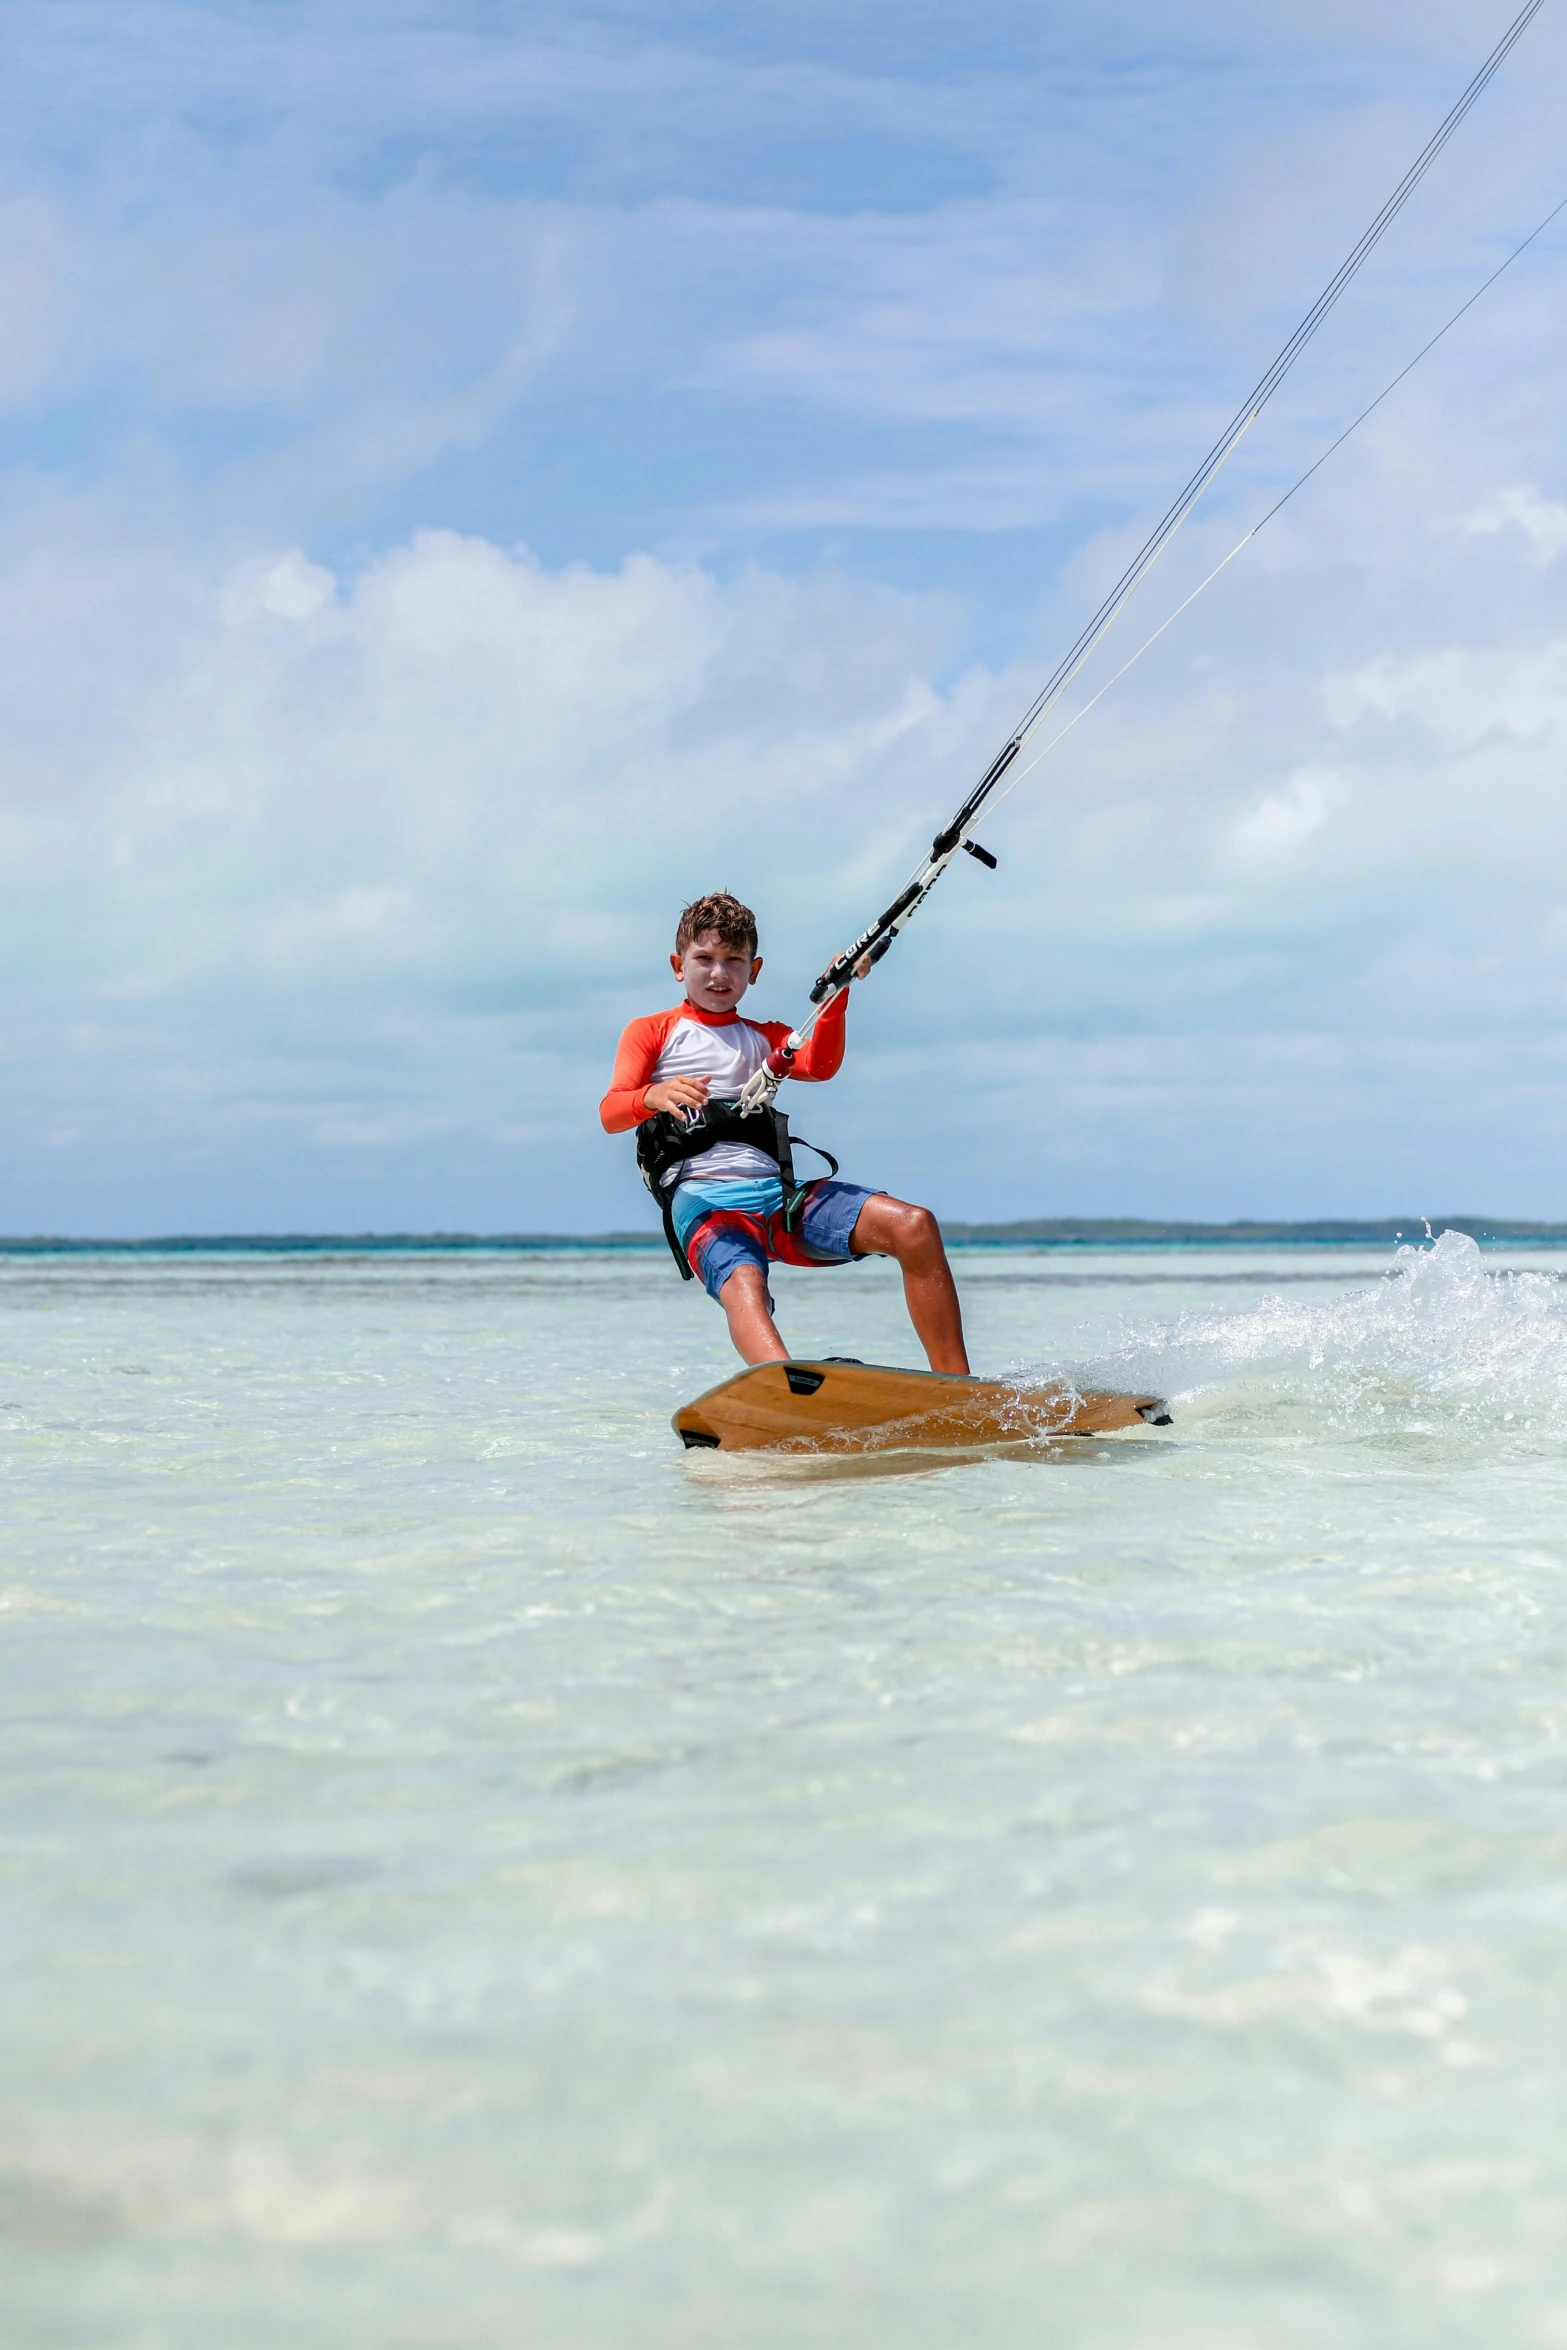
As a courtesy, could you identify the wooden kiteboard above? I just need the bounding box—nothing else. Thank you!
[674,1359,1170,1455]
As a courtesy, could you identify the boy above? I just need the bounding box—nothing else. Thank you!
[601,891,968,1373]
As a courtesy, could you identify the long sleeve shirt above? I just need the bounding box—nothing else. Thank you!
[600,993,849,1186]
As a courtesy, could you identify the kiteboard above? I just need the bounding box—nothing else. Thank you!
[674,1358,1169,1455]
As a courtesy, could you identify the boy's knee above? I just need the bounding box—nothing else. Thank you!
[718,1263,768,1308]
[859,1196,944,1261]
[718,1264,779,1324]
[899,1203,943,1258]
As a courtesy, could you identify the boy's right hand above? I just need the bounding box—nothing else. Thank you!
[645,1076,711,1117]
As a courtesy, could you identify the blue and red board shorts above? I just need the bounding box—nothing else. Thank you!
[669,1176,877,1302]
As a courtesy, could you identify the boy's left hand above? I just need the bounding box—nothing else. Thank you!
[813,949,876,992]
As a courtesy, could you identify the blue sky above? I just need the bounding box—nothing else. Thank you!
[2,0,1566,1232]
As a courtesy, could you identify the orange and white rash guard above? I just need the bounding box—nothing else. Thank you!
[600,994,848,1185]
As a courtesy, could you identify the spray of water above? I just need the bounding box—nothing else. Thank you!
[1082,1231,1567,1444]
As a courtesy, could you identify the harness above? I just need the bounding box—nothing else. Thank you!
[636,1100,839,1278]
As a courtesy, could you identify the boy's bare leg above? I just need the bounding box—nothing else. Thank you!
[850,1195,969,1375]
[717,1264,790,1364]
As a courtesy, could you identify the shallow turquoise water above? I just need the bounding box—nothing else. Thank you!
[4,1233,1567,2347]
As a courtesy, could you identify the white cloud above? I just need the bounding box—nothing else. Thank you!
[1,0,1559,556]
[1,489,1567,1231]
[1,0,1566,1231]
[1326,640,1567,741]
[221,552,337,625]
[1461,484,1567,559]
[1232,768,1346,863]
[0,526,991,1226]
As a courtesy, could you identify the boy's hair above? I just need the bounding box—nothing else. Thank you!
[675,891,758,957]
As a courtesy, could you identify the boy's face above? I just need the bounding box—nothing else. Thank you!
[672,930,763,1014]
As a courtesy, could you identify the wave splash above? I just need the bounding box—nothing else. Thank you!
[1082,1230,1567,1441]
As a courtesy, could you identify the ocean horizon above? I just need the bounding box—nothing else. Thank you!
[4,1213,1567,1254]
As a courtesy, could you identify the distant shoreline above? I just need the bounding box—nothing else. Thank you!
[2,1218,1565,1256]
